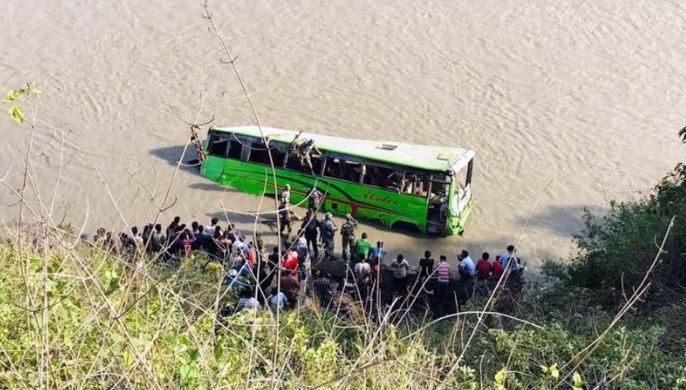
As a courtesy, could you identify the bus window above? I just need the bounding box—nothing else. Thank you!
[363,164,380,185]
[227,139,242,160]
[311,155,324,176]
[408,173,430,197]
[385,170,405,192]
[285,153,304,171]
[248,141,269,164]
[324,157,363,182]
[208,134,229,157]
[345,161,363,183]
[363,164,405,191]
[324,157,342,179]
[271,147,287,168]
[430,174,450,201]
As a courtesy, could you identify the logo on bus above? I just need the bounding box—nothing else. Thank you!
[363,192,399,206]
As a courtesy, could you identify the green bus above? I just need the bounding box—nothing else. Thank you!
[200,126,475,235]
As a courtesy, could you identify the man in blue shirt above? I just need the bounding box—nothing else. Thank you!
[499,245,523,272]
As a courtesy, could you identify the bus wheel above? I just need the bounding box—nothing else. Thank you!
[391,221,421,235]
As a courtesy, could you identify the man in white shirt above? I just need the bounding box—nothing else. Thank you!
[354,254,372,283]
[205,217,219,235]
[458,249,476,280]
[280,184,291,205]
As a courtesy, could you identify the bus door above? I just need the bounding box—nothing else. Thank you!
[451,159,473,216]
[427,173,451,233]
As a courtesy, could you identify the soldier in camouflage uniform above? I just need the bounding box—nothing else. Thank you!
[319,213,337,260]
[340,214,358,261]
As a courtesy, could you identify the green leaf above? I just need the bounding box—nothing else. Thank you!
[548,364,559,379]
[123,350,135,369]
[3,89,23,103]
[572,372,584,389]
[9,105,24,124]
[495,368,507,386]
[214,343,223,361]
[187,347,199,362]
[179,364,198,379]
[179,364,191,379]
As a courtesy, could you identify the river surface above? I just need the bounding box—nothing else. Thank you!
[1,0,684,269]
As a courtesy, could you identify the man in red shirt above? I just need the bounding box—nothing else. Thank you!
[476,252,493,295]
[476,252,493,280]
[280,270,301,304]
[492,256,505,279]
[282,247,299,271]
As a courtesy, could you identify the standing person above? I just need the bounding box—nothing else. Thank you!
[129,226,141,243]
[205,217,219,235]
[458,250,476,281]
[301,210,320,259]
[492,255,505,280]
[280,270,300,305]
[255,232,264,259]
[353,232,372,265]
[236,235,248,257]
[418,250,435,282]
[295,237,310,281]
[354,253,371,282]
[476,252,492,280]
[312,270,333,307]
[152,224,166,253]
[212,227,226,262]
[390,254,410,298]
[279,202,293,237]
[476,252,492,295]
[282,246,299,271]
[354,253,372,298]
[340,214,357,261]
[167,216,181,237]
[295,237,309,265]
[307,186,323,213]
[280,184,291,205]
[267,246,280,270]
[499,245,522,272]
[369,241,386,282]
[246,242,256,268]
[193,225,210,252]
[434,255,452,316]
[180,230,196,257]
[320,213,337,260]
[217,231,232,257]
[141,224,153,253]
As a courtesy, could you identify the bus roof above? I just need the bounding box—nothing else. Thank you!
[211,126,475,172]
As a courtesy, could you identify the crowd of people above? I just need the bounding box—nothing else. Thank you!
[88,183,525,316]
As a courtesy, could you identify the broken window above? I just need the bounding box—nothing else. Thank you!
[227,139,243,160]
[361,163,406,191]
[323,157,363,182]
[248,139,270,164]
[208,134,229,157]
